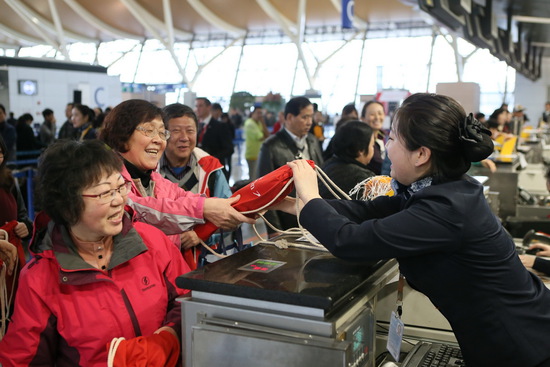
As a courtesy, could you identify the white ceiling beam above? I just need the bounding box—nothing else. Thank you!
[62,0,141,41]
[189,36,245,89]
[256,0,315,89]
[186,0,246,37]
[4,0,60,51]
[47,0,70,59]
[255,0,297,34]
[329,0,368,30]
[5,0,95,44]
[120,0,192,40]
[120,0,190,84]
[0,23,44,45]
[163,0,175,50]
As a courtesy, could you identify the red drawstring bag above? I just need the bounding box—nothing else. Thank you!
[194,160,316,241]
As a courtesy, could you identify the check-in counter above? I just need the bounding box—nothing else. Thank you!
[176,239,398,367]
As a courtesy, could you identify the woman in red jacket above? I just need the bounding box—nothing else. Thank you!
[0,140,190,367]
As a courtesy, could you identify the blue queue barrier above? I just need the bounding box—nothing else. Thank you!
[9,159,38,221]
[233,128,245,166]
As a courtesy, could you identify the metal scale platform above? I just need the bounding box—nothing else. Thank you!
[176,239,398,367]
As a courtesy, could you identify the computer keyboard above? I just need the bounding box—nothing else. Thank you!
[400,341,465,367]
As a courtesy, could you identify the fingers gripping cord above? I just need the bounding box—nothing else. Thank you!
[246,165,356,251]
[199,165,393,256]
[0,229,19,340]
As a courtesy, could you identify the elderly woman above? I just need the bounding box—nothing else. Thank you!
[319,120,375,199]
[100,99,253,254]
[0,140,189,366]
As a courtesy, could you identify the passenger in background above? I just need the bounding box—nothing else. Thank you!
[39,108,56,146]
[159,103,235,269]
[519,168,550,276]
[474,112,486,124]
[361,100,387,175]
[279,93,550,367]
[257,96,323,234]
[16,113,42,153]
[489,107,510,134]
[542,101,550,124]
[100,99,253,261]
[57,102,75,140]
[220,112,235,178]
[92,106,106,134]
[319,120,375,199]
[323,103,359,160]
[0,135,32,242]
[334,103,358,131]
[0,139,189,366]
[195,98,234,178]
[0,105,16,161]
[310,110,326,152]
[244,106,269,180]
[271,111,284,134]
[71,104,96,141]
[211,102,223,121]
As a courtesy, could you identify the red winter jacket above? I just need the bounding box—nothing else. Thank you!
[0,213,190,367]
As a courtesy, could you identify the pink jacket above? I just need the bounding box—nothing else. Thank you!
[0,213,190,367]
[122,165,206,246]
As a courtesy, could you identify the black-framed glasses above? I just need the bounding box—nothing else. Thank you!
[135,126,171,140]
[81,181,132,204]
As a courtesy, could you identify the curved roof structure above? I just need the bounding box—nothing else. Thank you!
[0,0,548,80]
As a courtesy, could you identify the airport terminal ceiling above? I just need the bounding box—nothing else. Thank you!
[0,0,548,79]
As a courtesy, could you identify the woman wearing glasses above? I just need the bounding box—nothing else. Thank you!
[100,99,254,254]
[0,140,189,366]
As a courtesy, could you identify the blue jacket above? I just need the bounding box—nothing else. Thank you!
[300,175,550,367]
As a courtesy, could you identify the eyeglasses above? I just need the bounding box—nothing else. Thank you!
[135,126,171,140]
[81,181,132,204]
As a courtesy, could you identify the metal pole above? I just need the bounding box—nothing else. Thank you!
[232,32,247,95]
[426,26,438,92]
[353,27,368,105]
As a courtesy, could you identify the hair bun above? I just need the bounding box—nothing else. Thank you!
[458,113,494,162]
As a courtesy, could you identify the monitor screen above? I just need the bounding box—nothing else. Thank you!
[18,79,38,96]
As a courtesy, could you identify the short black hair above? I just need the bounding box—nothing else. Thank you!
[42,108,54,119]
[196,97,211,106]
[36,140,123,227]
[212,103,222,112]
[162,103,198,128]
[284,96,311,118]
[332,120,374,160]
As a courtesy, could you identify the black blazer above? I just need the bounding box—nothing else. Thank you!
[300,176,550,367]
[200,118,234,162]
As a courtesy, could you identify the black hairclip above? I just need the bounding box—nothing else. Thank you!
[459,113,491,144]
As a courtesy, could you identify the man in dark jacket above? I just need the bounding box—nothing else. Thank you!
[257,96,324,234]
[195,97,234,177]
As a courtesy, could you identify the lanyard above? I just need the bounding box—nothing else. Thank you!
[396,273,405,318]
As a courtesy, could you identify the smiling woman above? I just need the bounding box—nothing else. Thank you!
[99,99,254,261]
[0,140,190,366]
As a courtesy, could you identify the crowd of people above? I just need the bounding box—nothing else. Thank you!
[1,95,550,366]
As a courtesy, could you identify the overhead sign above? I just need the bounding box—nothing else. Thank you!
[342,0,354,29]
